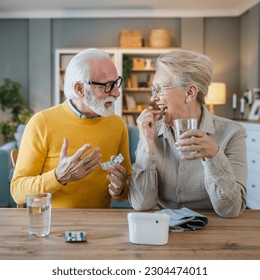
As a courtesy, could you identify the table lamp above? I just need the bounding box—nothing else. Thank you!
[205,82,226,113]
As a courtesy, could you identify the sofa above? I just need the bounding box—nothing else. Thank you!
[0,124,139,208]
[0,124,25,207]
[127,124,139,164]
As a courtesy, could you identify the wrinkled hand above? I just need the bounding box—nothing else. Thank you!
[136,109,161,153]
[175,129,219,160]
[136,109,161,140]
[106,156,128,196]
[55,138,102,185]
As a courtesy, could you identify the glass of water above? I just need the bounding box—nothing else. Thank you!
[26,193,52,237]
[174,118,198,156]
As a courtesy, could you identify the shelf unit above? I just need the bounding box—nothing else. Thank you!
[54,48,176,121]
[118,48,176,124]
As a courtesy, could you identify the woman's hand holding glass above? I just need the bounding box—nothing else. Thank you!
[175,129,219,160]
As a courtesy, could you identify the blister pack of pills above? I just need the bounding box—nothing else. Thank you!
[65,231,87,242]
[101,153,124,170]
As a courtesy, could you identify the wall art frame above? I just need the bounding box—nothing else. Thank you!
[248,100,260,120]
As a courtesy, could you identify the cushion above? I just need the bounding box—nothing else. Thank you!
[127,125,139,164]
[14,124,26,148]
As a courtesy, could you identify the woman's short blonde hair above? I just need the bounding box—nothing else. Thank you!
[156,50,213,105]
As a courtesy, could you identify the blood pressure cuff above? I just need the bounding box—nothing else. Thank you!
[156,207,208,232]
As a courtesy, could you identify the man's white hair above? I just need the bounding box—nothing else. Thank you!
[63,48,110,99]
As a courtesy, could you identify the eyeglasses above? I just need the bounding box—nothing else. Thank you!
[151,84,177,96]
[85,76,123,93]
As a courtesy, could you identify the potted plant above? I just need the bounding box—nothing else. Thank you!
[123,57,133,87]
[0,78,33,142]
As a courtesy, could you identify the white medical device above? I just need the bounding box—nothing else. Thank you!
[128,212,170,245]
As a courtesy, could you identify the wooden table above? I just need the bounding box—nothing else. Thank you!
[0,208,260,260]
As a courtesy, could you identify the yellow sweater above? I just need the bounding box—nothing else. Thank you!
[11,102,132,208]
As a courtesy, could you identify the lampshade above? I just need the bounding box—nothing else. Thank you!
[206,82,226,113]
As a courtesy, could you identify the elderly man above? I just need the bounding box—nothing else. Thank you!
[11,48,131,208]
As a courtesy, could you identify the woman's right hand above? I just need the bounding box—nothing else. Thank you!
[136,109,161,153]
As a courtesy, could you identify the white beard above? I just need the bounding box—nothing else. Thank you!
[83,91,116,116]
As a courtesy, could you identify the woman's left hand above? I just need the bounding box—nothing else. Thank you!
[175,129,219,160]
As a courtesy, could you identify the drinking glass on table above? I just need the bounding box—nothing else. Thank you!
[174,118,197,156]
[26,193,52,237]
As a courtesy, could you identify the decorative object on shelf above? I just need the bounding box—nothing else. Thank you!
[248,99,260,120]
[125,94,136,110]
[236,88,259,120]
[240,96,245,119]
[248,89,253,108]
[241,89,252,119]
[144,58,154,69]
[233,88,259,120]
[0,78,33,142]
[132,58,145,70]
[252,88,260,100]
[138,81,148,88]
[149,29,172,48]
[123,115,135,125]
[205,82,226,114]
[119,29,142,48]
[232,93,237,119]
[136,102,147,111]
[128,74,138,88]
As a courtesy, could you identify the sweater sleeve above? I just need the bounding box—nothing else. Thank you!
[11,113,64,204]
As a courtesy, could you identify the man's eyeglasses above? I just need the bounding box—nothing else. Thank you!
[151,84,177,96]
[85,76,123,93]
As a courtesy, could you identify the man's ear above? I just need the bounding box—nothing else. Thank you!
[74,82,85,97]
[185,85,198,103]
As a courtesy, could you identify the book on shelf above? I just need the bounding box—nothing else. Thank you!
[123,115,135,125]
[125,94,136,110]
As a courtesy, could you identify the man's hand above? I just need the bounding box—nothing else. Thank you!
[55,138,102,185]
[106,156,128,196]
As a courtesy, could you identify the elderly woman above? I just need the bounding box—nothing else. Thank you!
[129,49,247,218]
